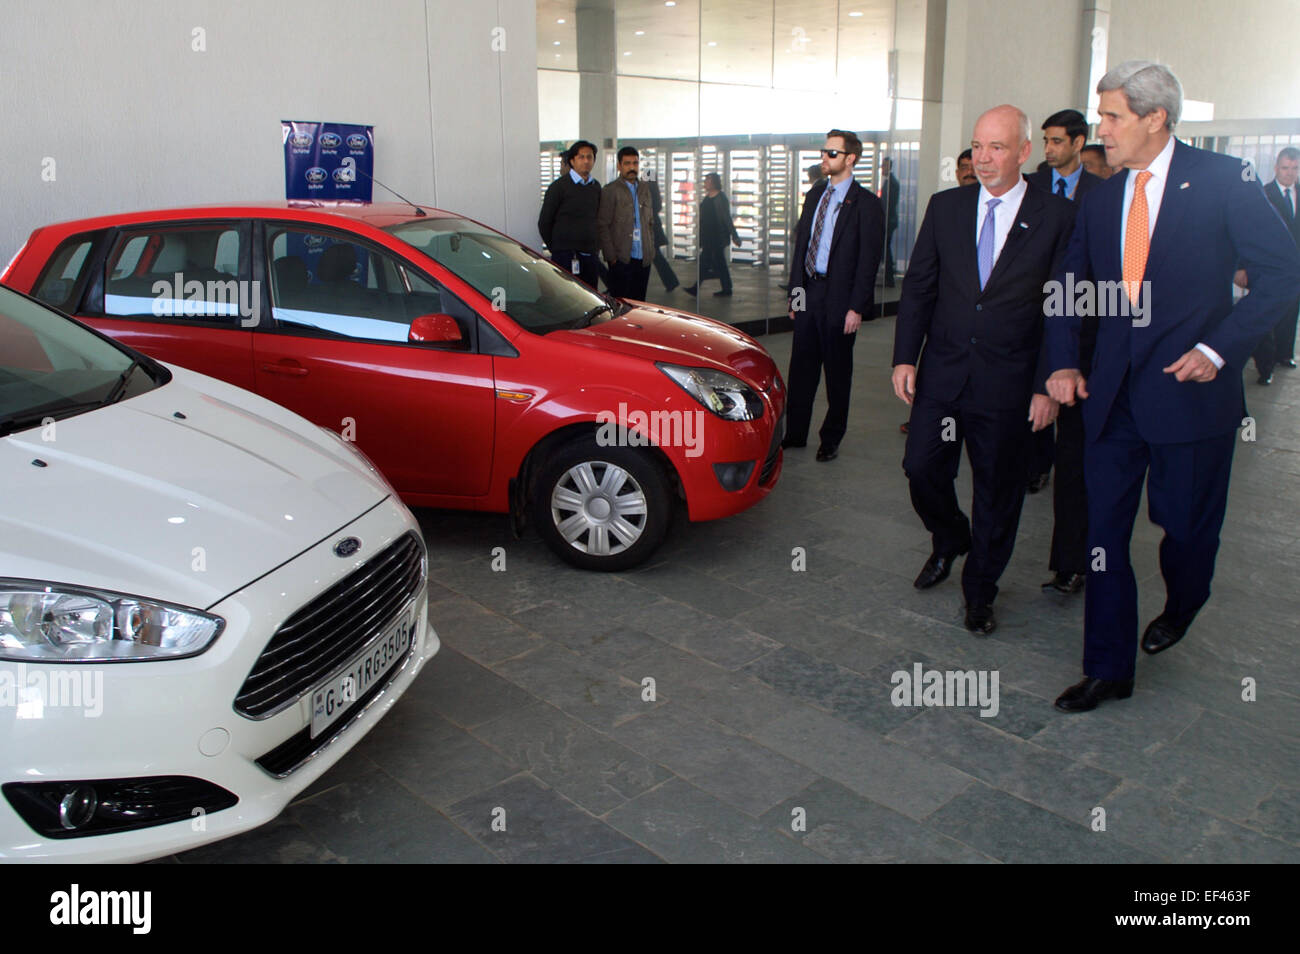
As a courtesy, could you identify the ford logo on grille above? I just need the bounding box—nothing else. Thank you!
[333,537,362,557]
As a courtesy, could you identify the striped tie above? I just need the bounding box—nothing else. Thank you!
[1123,170,1153,304]
[805,187,833,276]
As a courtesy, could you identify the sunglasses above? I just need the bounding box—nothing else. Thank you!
[820,148,847,158]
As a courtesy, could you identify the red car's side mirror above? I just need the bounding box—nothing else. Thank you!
[409,314,463,344]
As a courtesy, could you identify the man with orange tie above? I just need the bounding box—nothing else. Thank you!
[1046,61,1300,712]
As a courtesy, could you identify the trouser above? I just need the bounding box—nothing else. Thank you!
[652,246,680,290]
[550,249,600,290]
[1081,378,1235,681]
[784,277,855,447]
[902,385,1030,606]
[884,222,898,282]
[607,259,651,300]
[698,244,732,292]
[1048,400,1088,575]
[1027,421,1056,479]
[1252,296,1300,376]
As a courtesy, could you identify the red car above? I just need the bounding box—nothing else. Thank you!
[4,202,785,570]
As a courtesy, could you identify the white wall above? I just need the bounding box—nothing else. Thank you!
[0,0,540,261]
[1107,0,1300,123]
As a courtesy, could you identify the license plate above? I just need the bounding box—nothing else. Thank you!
[310,607,414,738]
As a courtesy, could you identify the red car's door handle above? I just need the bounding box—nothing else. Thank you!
[259,361,309,377]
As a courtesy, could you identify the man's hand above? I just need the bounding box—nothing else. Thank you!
[892,364,917,405]
[844,309,862,334]
[1164,349,1218,383]
[1029,393,1060,432]
[1046,368,1089,405]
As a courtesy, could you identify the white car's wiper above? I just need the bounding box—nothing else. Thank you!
[99,357,142,407]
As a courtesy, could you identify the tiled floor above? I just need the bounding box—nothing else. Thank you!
[172,321,1300,864]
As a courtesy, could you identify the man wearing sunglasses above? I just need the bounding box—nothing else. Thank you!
[784,129,886,462]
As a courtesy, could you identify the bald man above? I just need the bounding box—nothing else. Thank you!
[893,105,1077,635]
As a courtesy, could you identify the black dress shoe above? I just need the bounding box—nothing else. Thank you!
[781,437,806,449]
[815,443,838,462]
[964,603,996,635]
[713,289,732,297]
[1280,358,1297,369]
[1054,676,1134,712]
[1027,472,1051,494]
[913,547,968,589]
[1258,371,1273,385]
[682,285,697,295]
[1141,614,1190,655]
[1041,571,1085,595]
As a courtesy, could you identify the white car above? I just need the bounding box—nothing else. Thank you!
[0,284,437,862]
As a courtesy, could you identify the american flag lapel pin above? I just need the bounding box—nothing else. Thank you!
[1180,182,1190,189]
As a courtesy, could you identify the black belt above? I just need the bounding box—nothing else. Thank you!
[808,271,829,282]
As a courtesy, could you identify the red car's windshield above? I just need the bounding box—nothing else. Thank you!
[384,217,618,334]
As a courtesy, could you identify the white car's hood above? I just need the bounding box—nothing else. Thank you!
[1,365,387,610]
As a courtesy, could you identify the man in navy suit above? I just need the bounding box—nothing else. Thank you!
[893,105,1076,635]
[784,129,885,462]
[1046,61,1300,712]
[1025,109,1104,598]
[1251,147,1300,384]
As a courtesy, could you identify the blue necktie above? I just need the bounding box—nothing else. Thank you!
[977,198,1001,289]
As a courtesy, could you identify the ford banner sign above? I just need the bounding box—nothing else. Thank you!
[282,120,373,201]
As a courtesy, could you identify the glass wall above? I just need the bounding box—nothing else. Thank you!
[537,0,924,329]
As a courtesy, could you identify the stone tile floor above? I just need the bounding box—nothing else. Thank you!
[172,321,1300,863]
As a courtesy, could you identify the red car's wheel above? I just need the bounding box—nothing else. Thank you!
[531,435,671,571]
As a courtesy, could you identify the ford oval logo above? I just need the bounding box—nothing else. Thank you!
[334,537,362,558]
[290,132,313,148]
[305,167,328,183]
[303,234,328,249]
[346,133,368,150]
[319,132,343,149]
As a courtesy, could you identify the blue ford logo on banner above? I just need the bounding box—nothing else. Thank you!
[283,120,373,201]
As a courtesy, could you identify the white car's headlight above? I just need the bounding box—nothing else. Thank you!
[657,363,764,421]
[0,581,223,662]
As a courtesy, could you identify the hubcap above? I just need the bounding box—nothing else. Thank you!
[550,460,648,556]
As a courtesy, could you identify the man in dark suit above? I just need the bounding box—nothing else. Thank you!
[1251,147,1300,384]
[892,105,1076,635]
[645,175,680,293]
[683,173,741,297]
[1023,110,1105,499]
[784,129,885,462]
[1046,62,1300,712]
[1025,109,1104,596]
[880,158,902,287]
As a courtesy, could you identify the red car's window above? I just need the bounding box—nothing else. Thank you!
[104,225,244,322]
[266,226,475,351]
[31,234,100,313]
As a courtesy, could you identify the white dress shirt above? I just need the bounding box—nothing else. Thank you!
[1119,135,1224,369]
[975,176,1028,267]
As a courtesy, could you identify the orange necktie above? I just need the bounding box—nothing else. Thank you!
[1123,170,1153,304]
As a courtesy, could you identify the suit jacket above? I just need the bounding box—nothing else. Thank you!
[881,173,901,227]
[1026,166,1104,373]
[1025,166,1103,203]
[699,191,739,248]
[788,179,885,323]
[597,178,655,267]
[893,183,1077,411]
[1046,139,1300,444]
[1262,179,1300,248]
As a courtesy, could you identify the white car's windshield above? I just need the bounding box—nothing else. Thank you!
[384,217,623,334]
[0,286,159,437]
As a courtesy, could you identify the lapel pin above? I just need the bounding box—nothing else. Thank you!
[1018,222,1029,229]
[1180,182,1190,189]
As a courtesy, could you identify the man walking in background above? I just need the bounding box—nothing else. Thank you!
[1251,147,1300,384]
[539,140,601,288]
[683,173,741,298]
[784,129,885,463]
[881,157,901,287]
[597,146,655,301]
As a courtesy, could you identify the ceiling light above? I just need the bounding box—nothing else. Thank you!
[557,18,565,24]
[553,40,560,45]
[665,1,676,6]
[636,30,645,35]
[624,50,632,55]
[849,10,863,16]
[707,40,717,46]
